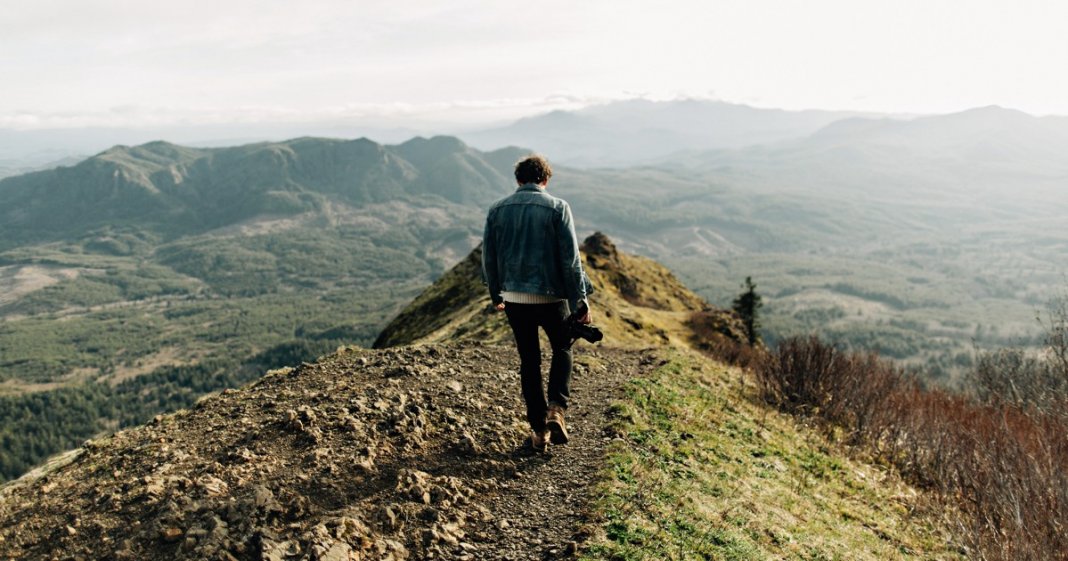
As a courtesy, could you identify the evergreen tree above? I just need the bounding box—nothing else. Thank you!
[732,276,763,345]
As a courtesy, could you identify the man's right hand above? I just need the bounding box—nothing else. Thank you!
[495,302,506,311]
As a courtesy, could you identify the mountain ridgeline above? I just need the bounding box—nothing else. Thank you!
[0,136,525,250]
[461,99,869,167]
[3,102,1067,557]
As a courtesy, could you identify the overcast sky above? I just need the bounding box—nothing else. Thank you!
[2,0,1067,130]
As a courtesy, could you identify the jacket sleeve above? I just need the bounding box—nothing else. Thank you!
[556,202,588,312]
[481,209,503,306]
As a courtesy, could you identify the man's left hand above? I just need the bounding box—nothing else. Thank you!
[577,304,592,324]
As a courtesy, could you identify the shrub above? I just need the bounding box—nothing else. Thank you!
[756,335,1068,560]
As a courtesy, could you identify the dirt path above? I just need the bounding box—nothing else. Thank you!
[0,343,654,561]
[424,345,649,561]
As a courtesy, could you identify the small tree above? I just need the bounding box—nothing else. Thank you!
[732,276,763,345]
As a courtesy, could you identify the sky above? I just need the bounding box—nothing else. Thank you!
[2,0,1067,132]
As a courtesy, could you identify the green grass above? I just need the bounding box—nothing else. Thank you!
[582,349,964,561]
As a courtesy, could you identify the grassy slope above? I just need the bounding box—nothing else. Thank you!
[374,233,726,351]
[582,347,963,561]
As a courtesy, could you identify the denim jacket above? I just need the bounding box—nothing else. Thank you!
[482,183,593,311]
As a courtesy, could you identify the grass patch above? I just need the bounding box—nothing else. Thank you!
[582,349,963,561]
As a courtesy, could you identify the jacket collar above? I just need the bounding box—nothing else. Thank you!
[516,183,546,193]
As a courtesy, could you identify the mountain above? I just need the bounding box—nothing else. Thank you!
[462,99,868,167]
[0,154,85,180]
[676,105,1068,198]
[0,124,431,171]
[466,105,1068,384]
[0,136,522,250]
[0,236,963,561]
[810,105,1068,156]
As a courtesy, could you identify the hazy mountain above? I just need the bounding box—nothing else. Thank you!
[664,105,1068,220]
[0,153,86,180]
[809,105,1068,156]
[462,99,870,167]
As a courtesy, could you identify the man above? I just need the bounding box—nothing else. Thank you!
[482,154,593,452]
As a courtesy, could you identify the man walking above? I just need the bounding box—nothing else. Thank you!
[482,155,593,451]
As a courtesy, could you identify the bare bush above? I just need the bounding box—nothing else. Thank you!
[1039,294,1068,387]
[758,336,907,444]
[970,296,1068,418]
[971,348,1064,412]
[756,335,1068,560]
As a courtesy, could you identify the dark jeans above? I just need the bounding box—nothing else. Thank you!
[504,301,572,433]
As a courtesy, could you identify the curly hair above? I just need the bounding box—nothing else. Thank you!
[514,155,553,185]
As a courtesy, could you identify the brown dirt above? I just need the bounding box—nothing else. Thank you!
[0,342,654,561]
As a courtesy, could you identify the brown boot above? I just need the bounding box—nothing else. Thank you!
[530,429,549,452]
[546,404,569,445]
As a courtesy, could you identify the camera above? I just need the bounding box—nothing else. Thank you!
[567,301,603,345]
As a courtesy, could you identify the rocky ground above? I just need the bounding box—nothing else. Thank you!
[0,342,654,561]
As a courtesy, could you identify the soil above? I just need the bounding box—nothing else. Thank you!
[0,342,656,561]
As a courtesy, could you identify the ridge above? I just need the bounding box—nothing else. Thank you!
[373,232,733,350]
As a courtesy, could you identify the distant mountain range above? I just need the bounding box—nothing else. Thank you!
[0,154,84,180]
[0,135,524,482]
[0,99,873,170]
[462,99,871,166]
[8,99,1068,173]
[661,105,1068,223]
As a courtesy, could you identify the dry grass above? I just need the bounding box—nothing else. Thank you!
[582,348,962,560]
[379,238,714,352]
